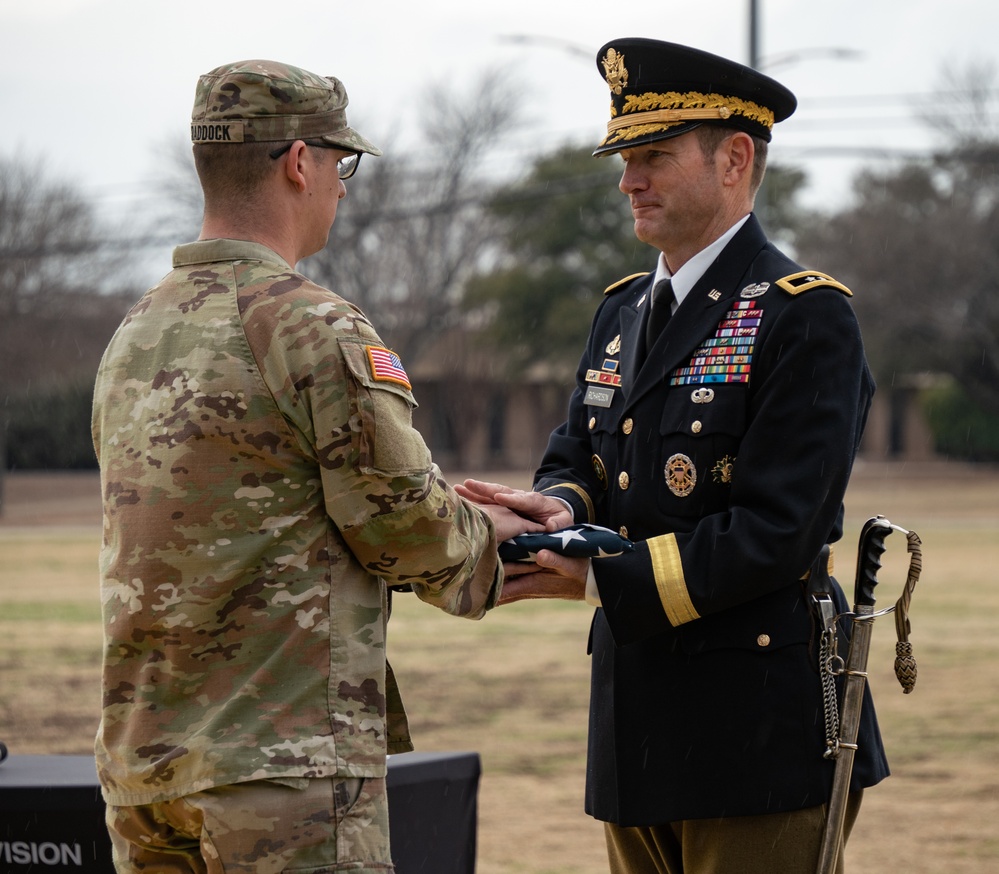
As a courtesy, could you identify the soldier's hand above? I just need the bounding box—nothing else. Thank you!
[479,503,546,543]
[498,550,588,605]
[457,480,574,531]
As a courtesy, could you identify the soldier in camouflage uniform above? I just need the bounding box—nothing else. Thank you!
[92,60,540,874]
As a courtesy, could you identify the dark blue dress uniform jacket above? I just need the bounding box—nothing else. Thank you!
[535,215,890,826]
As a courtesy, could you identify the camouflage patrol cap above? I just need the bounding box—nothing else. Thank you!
[191,59,381,156]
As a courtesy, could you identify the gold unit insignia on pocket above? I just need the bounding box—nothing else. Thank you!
[665,453,697,497]
[711,455,736,485]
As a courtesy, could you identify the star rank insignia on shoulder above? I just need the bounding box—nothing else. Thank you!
[776,271,852,297]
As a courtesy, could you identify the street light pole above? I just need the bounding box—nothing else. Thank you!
[749,0,761,69]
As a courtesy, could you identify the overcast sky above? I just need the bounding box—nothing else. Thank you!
[3,0,997,228]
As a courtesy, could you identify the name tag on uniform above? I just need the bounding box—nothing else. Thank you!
[585,385,615,408]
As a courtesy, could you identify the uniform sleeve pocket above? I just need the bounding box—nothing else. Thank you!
[338,338,431,475]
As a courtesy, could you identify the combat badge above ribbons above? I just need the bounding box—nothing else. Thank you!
[665,453,696,497]
[741,282,769,298]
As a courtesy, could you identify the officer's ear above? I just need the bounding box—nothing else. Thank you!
[719,132,754,188]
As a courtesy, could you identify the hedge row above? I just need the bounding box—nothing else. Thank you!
[3,383,97,470]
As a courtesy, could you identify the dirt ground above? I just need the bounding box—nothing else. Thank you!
[1,463,997,873]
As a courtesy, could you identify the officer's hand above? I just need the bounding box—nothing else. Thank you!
[457,480,574,531]
[498,550,588,605]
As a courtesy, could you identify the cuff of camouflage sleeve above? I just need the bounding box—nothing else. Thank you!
[647,533,700,626]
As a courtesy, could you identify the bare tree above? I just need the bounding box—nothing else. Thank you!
[150,138,205,243]
[297,69,527,467]
[0,157,143,484]
[796,61,999,423]
[304,67,524,364]
[0,158,138,389]
[0,157,107,317]
[917,60,999,149]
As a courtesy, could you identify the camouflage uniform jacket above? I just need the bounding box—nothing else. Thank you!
[92,238,502,806]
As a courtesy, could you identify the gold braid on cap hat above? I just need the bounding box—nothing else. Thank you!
[605,90,775,145]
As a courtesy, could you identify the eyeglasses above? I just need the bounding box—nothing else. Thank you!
[268,140,362,179]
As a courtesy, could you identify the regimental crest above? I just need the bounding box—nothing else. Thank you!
[601,48,629,96]
[712,455,736,485]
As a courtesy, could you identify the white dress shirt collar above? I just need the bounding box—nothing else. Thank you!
[651,214,751,310]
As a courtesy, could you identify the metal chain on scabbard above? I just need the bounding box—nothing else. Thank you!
[813,588,846,760]
[819,617,844,759]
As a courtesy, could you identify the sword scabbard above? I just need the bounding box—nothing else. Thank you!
[815,517,893,874]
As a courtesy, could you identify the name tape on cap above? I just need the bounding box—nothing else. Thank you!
[191,122,245,143]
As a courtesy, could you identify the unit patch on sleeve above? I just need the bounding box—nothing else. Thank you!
[365,346,412,389]
[669,300,761,386]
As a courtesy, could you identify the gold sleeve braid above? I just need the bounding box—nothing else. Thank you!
[539,483,595,524]
[648,534,700,626]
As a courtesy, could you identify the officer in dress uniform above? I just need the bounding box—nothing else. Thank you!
[458,38,890,874]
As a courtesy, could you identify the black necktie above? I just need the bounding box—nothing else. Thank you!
[644,278,675,355]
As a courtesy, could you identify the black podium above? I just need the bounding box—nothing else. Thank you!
[0,751,480,873]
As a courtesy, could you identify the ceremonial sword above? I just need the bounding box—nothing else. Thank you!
[815,516,923,874]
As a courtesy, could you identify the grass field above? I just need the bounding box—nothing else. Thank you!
[1,464,997,873]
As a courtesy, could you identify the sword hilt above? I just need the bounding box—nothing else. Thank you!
[854,516,892,609]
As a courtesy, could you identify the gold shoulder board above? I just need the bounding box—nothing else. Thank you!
[776,270,852,297]
[604,272,650,295]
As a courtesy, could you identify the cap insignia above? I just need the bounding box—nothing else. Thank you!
[601,48,629,96]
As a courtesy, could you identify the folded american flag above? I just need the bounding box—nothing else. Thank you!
[498,524,635,562]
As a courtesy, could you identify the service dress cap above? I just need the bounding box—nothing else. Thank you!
[593,38,796,156]
[190,59,381,156]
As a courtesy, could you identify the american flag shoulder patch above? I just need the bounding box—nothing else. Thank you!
[365,345,411,390]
